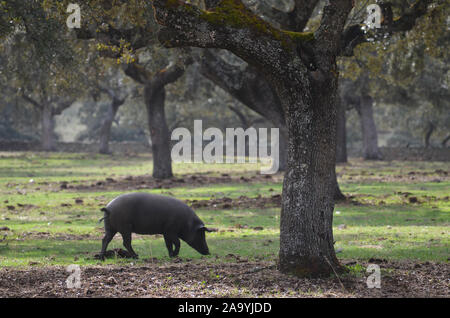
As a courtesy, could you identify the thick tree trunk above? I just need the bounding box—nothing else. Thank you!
[41,105,56,151]
[145,83,173,179]
[336,98,347,163]
[278,77,341,277]
[99,98,123,154]
[356,95,382,160]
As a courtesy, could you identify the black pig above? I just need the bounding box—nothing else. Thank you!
[98,192,211,260]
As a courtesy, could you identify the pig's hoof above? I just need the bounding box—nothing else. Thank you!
[132,254,139,259]
[95,254,106,261]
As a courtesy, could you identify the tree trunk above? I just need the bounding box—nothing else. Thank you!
[99,98,123,154]
[145,82,173,179]
[356,95,382,160]
[278,76,342,277]
[336,97,347,163]
[424,121,435,148]
[41,104,56,151]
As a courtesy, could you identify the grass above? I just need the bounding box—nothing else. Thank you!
[0,151,448,268]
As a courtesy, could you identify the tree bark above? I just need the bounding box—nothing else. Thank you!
[41,104,56,151]
[356,95,383,160]
[99,98,124,154]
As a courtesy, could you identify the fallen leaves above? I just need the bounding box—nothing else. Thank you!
[0,260,447,298]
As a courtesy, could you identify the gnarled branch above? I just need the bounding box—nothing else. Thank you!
[340,0,433,57]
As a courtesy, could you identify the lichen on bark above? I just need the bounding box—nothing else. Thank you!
[158,0,314,50]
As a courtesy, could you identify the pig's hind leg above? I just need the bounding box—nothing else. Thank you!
[121,229,139,259]
[99,230,116,260]
[163,234,180,257]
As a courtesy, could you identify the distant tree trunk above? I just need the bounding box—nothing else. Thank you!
[336,98,347,163]
[124,61,188,179]
[145,82,173,179]
[424,121,435,148]
[99,97,125,154]
[41,104,56,151]
[356,95,382,160]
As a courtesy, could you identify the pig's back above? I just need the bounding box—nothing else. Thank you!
[106,192,195,234]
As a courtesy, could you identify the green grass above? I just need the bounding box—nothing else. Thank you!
[0,151,448,267]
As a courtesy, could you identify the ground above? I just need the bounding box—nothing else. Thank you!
[0,152,448,297]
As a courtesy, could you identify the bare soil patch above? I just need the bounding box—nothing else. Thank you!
[68,173,283,192]
[13,231,100,241]
[186,194,282,210]
[340,167,449,184]
[0,260,448,298]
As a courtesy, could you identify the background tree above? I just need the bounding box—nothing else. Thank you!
[83,54,137,154]
[339,0,448,151]
[0,0,82,150]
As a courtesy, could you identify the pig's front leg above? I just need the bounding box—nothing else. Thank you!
[164,234,180,257]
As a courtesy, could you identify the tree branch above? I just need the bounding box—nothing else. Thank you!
[155,60,189,87]
[199,49,285,128]
[52,98,75,116]
[315,0,354,56]
[339,0,433,57]
[21,94,43,110]
[124,63,151,85]
[152,0,302,73]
